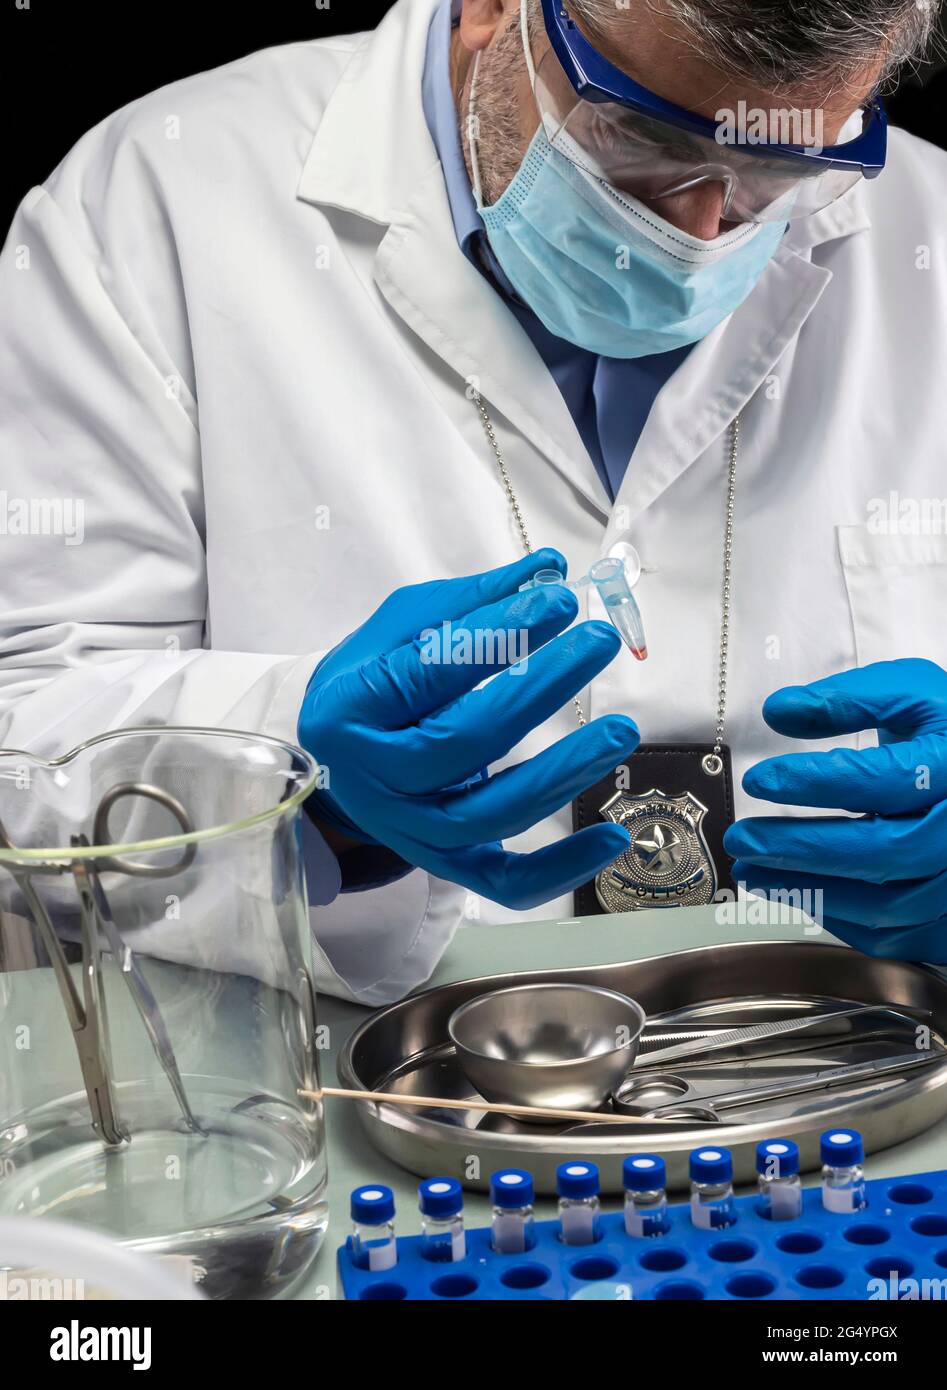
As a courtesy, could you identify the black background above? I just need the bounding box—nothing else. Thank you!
[3,0,946,233]
[10,1295,947,1365]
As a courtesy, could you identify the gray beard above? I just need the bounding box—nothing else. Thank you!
[460,15,531,209]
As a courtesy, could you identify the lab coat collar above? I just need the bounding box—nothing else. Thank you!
[297,0,442,225]
[373,158,612,513]
[609,241,835,529]
[782,179,872,253]
[298,0,611,514]
[608,188,873,526]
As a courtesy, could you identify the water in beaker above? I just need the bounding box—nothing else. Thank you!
[0,728,328,1299]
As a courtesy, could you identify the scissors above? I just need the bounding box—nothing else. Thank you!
[0,782,202,1146]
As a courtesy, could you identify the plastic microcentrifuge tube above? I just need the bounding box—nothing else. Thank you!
[490,1169,536,1254]
[820,1129,867,1214]
[623,1154,670,1238]
[756,1139,803,1221]
[521,554,647,660]
[689,1147,736,1230]
[349,1184,397,1272]
[556,1161,602,1246]
[587,557,648,660]
[418,1177,466,1263]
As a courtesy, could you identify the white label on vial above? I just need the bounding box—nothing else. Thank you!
[561,1204,596,1245]
[626,1209,646,1238]
[769,1184,803,1220]
[452,1228,466,1262]
[690,1194,713,1230]
[368,1238,397,1271]
[823,1184,859,1215]
[493,1214,526,1254]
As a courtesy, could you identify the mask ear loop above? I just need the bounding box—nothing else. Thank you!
[469,0,537,211]
[468,50,486,208]
[519,0,538,89]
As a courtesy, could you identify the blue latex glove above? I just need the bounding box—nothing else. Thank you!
[298,549,639,910]
[724,659,947,962]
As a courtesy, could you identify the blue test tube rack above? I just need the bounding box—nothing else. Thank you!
[337,1165,947,1301]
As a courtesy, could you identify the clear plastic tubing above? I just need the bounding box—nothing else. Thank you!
[756,1138,803,1221]
[689,1147,736,1230]
[418,1177,466,1263]
[556,1161,602,1246]
[523,556,648,660]
[349,1184,397,1272]
[490,1168,536,1254]
[821,1129,867,1214]
[623,1153,670,1238]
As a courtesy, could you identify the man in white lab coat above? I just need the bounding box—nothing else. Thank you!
[3,0,947,1003]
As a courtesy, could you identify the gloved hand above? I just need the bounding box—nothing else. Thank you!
[723,658,947,962]
[299,549,639,909]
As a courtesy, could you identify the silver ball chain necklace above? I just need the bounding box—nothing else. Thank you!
[473,392,739,915]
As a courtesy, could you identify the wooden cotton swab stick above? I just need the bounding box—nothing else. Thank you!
[298,1085,639,1125]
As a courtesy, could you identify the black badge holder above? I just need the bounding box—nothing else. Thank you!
[572,743,737,917]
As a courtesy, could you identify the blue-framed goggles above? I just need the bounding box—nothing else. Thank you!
[532,0,887,223]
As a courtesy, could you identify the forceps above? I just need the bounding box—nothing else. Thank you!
[635,1004,931,1070]
[0,783,201,1146]
[612,1049,945,1123]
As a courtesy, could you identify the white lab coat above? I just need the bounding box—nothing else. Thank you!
[2,0,947,1004]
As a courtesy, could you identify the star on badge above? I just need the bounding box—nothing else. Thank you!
[633,822,685,873]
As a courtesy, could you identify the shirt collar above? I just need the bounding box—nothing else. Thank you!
[421,0,485,256]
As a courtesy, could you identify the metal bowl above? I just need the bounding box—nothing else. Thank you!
[447,982,646,1115]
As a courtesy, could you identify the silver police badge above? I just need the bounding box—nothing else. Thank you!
[594,787,717,912]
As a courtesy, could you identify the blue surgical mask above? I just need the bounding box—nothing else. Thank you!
[471,87,786,358]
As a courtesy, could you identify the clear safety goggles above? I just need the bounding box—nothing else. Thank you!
[529,0,887,224]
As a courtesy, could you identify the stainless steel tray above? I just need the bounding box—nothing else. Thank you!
[337,941,947,1193]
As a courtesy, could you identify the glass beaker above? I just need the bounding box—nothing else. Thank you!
[0,727,326,1299]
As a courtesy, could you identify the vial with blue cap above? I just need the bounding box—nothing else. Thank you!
[418,1177,466,1263]
[557,1160,601,1245]
[349,1184,397,1271]
[689,1147,736,1230]
[490,1168,536,1254]
[756,1138,802,1221]
[623,1154,669,1238]
[821,1129,867,1214]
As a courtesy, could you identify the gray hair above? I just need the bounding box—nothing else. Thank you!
[564,0,943,88]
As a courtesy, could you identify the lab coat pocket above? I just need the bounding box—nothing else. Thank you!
[838,526,947,670]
